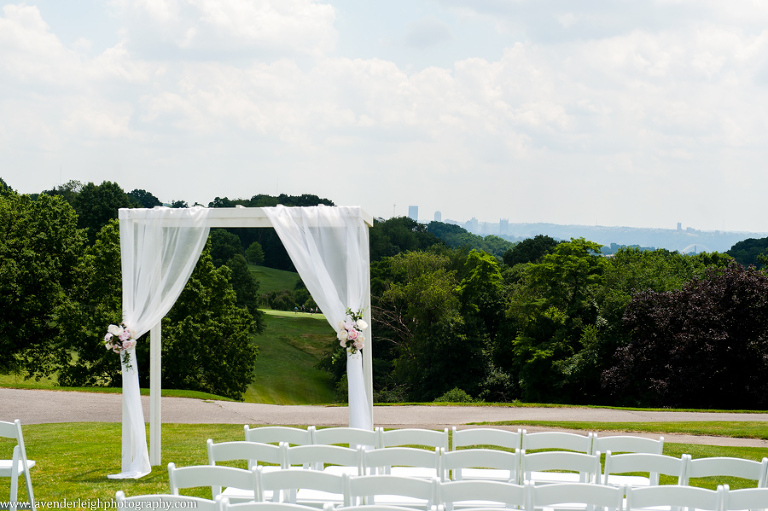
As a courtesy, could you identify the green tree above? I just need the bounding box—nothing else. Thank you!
[245,241,265,265]
[503,234,559,267]
[0,191,86,375]
[1,177,13,195]
[56,220,125,386]
[210,229,243,267]
[370,217,442,261]
[502,238,607,403]
[226,253,265,331]
[127,189,162,208]
[373,250,485,400]
[73,181,132,244]
[727,237,768,268]
[40,180,83,205]
[159,244,259,400]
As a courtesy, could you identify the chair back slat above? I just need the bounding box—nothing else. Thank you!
[451,427,521,451]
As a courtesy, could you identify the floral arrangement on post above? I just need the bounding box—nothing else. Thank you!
[105,323,136,370]
[337,308,368,354]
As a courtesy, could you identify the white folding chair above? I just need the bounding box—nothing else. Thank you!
[334,506,427,511]
[438,479,526,511]
[602,452,690,488]
[451,428,521,452]
[167,462,258,503]
[313,427,379,449]
[245,426,316,446]
[208,439,287,470]
[527,482,624,511]
[346,474,439,508]
[590,435,664,456]
[520,430,593,454]
[683,457,768,488]
[363,447,441,479]
[115,490,220,511]
[520,450,601,485]
[220,498,325,511]
[0,419,35,511]
[720,485,768,511]
[625,484,724,511]
[257,466,347,507]
[440,448,520,483]
[285,444,364,476]
[378,428,450,451]
[208,440,287,500]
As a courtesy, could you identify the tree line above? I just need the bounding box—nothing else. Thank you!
[3,176,768,408]
[325,217,768,409]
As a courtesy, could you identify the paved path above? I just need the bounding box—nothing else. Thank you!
[2,388,767,448]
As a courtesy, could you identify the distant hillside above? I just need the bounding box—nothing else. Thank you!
[458,222,767,254]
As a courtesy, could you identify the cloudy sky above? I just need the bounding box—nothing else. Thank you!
[2,0,768,232]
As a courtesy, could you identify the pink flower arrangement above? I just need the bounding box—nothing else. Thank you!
[104,323,136,370]
[337,308,367,354]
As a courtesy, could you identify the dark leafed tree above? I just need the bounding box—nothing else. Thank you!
[210,229,243,267]
[503,234,559,267]
[127,188,162,208]
[604,263,768,409]
[40,179,83,205]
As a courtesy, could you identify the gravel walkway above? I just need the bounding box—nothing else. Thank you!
[2,387,767,448]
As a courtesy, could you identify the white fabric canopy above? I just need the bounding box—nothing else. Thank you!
[113,205,373,477]
[110,207,211,479]
[264,205,373,429]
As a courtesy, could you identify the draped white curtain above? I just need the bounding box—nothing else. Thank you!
[109,207,211,479]
[264,205,373,430]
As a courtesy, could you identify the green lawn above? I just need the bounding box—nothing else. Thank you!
[476,420,768,440]
[245,309,336,404]
[2,422,767,510]
[249,265,302,294]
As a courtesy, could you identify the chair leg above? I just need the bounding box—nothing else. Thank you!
[25,471,36,511]
[10,474,19,507]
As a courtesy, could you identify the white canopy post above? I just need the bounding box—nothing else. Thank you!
[149,322,162,466]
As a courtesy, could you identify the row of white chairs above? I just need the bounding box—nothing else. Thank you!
[121,470,768,511]
[243,426,663,457]
[208,439,768,490]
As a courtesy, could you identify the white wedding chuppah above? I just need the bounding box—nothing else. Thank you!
[110,205,374,479]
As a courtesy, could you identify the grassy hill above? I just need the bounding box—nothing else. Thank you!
[250,264,302,294]
[246,309,336,404]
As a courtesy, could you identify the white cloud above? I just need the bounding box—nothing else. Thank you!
[4,1,768,230]
[111,0,337,57]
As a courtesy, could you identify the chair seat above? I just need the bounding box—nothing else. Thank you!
[294,488,346,507]
[0,459,36,475]
[220,487,258,503]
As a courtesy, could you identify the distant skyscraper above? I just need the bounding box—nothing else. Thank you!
[434,210,442,222]
[500,218,509,234]
[408,205,418,221]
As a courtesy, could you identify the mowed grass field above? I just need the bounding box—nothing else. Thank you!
[246,309,336,404]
